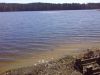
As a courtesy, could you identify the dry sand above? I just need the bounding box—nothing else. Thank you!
[0,42,100,74]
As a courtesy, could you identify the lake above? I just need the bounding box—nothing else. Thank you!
[0,10,100,62]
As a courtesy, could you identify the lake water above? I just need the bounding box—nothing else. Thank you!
[0,10,100,62]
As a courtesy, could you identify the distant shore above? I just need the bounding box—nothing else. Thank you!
[0,3,100,12]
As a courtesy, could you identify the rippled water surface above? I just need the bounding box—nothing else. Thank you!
[0,10,100,61]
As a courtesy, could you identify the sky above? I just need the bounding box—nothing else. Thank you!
[0,0,100,3]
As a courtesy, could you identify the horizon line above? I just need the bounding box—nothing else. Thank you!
[0,2,100,4]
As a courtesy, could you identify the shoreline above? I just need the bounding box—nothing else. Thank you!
[0,54,77,75]
[0,42,100,74]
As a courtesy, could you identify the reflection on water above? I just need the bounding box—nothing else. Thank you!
[0,10,100,61]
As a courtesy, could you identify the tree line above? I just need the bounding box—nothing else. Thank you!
[0,3,100,11]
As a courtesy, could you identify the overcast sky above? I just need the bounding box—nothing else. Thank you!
[0,0,100,3]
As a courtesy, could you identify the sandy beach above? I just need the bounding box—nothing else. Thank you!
[0,42,100,74]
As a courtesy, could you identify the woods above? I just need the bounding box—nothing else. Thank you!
[0,3,100,12]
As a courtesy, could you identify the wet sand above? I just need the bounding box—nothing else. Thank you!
[0,42,100,74]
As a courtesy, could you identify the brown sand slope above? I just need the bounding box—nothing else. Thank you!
[0,55,82,75]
